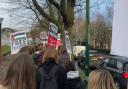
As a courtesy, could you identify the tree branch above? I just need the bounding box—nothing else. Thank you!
[48,0,60,10]
[48,0,66,20]
[32,0,58,25]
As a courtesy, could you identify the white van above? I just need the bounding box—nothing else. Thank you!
[73,46,86,57]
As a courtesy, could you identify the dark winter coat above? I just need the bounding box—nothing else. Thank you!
[67,71,84,89]
[33,51,40,66]
[36,58,69,89]
[33,51,44,66]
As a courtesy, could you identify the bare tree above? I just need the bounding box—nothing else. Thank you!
[89,12,112,49]
[73,17,85,45]
[4,0,109,47]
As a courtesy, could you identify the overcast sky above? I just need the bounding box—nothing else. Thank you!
[0,0,113,31]
[0,0,32,31]
[0,1,10,28]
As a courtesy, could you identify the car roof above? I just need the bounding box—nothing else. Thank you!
[107,55,128,63]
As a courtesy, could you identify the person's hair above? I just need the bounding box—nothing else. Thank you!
[1,53,36,89]
[0,61,10,82]
[64,61,76,72]
[43,47,58,63]
[19,46,34,55]
[88,69,117,89]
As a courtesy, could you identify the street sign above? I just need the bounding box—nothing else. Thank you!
[48,23,58,48]
[10,31,28,54]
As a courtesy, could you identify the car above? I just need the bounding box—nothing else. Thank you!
[77,50,105,69]
[100,55,128,89]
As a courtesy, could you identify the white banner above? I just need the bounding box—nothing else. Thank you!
[65,31,72,53]
[10,31,28,54]
[111,0,128,57]
[40,31,47,40]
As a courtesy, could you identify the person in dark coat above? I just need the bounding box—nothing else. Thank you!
[64,61,84,89]
[36,47,69,89]
[58,47,70,68]
[33,43,46,66]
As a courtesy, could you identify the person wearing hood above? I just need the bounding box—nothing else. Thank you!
[37,47,69,89]
[64,60,84,89]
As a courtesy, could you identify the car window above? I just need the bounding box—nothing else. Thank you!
[104,58,109,63]
[124,62,128,71]
[117,61,123,71]
[106,58,117,69]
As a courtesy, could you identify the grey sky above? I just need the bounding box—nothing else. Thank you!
[0,0,32,31]
[0,1,10,28]
[0,0,113,31]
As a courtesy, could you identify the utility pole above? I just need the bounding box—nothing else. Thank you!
[0,18,3,64]
[84,0,90,88]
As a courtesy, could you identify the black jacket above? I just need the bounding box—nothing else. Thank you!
[67,71,84,89]
[36,58,69,89]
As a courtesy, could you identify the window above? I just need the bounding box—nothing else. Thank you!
[124,62,128,71]
[106,58,117,69]
[117,61,123,71]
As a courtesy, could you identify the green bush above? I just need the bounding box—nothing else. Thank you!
[2,45,11,55]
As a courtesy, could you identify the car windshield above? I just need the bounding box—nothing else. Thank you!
[79,50,99,56]
[89,50,98,56]
[124,62,128,71]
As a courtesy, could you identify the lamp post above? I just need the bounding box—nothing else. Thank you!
[0,18,3,64]
[84,0,90,88]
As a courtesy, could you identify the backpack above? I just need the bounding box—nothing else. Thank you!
[39,65,58,89]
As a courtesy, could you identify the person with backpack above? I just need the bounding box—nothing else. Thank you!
[64,60,84,89]
[37,47,69,89]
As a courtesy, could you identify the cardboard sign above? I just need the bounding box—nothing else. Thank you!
[40,31,47,43]
[48,23,58,48]
[40,31,47,40]
[10,31,28,54]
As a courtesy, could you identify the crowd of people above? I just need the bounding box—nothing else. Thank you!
[0,43,118,89]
